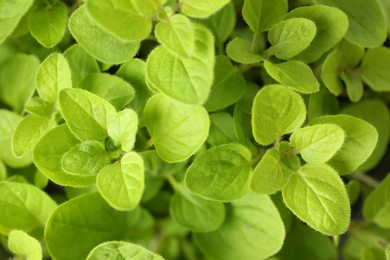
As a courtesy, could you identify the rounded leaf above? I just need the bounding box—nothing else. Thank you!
[179,0,230,18]
[8,230,42,260]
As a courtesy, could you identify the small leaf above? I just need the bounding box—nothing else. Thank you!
[341,70,364,102]
[185,143,252,201]
[207,112,238,147]
[8,230,42,260]
[308,89,339,121]
[282,164,350,235]
[360,47,390,92]
[252,85,306,145]
[226,38,263,64]
[346,180,361,206]
[24,97,55,117]
[107,109,138,152]
[179,0,230,18]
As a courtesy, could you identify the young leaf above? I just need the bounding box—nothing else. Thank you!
[28,2,67,48]
[194,193,285,260]
[69,6,140,64]
[360,47,390,92]
[252,85,306,145]
[267,18,316,60]
[310,115,378,174]
[308,89,339,121]
[155,14,195,58]
[97,152,144,211]
[146,24,214,105]
[170,184,225,232]
[8,230,42,260]
[290,124,345,164]
[226,38,263,64]
[0,181,57,235]
[144,94,209,163]
[207,112,238,147]
[341,70,364,102]
[264,60,319,94]
[36,53,72,102]
[25,97,55,117]
[282,164,350,235]
[59,88,117,142]
[179,0,230,18]
[107,109,138,152]
[185,143,252,201]
[363,174,390,229]
[86,241,164,260]
[61,141,111,177]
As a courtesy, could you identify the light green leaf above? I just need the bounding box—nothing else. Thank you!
[179,0,230,18]
[28,2,67,48]
[360,47,390,91]
[170,184,225,232]
[87,241,164,260]
[286,5,349,63]
[79,73,135,110]
[0,160,6,181]
[8,230,42,260]
[0,181,57,235]
[36,53,72,102]
[310,115,378,174]
[130,0,166,16]
[315,0,387,48]
[155,14,195,58]
[0,54,40,113]
[290,124,345,164]
[282,164,350,235]
[341,70,364,102]
[185,143,252,201]
[226,38,263,64]
[59,88,117,141]
[264,60,319,94]
[363,174,390,229]
[242,0,288,33]
[25,97,55,117]
[0,0,34,44]
[207,112,238,147]
[107,109,138,152]
[61,140,110,177]
[69,6,140,64]
[194,193,285,260]
[85,0,152,41]
[204,55,246,111]
[252,85,306,145]
[12,114,54,157]
[33,125,95,186]
[234,105,258,156]
[267,18,316,60]
[146,23,214,105]
[144,94,209,163]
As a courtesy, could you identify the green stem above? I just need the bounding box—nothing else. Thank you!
[167,175,181,192]
[349,173,380,188]
[251,31,260,53]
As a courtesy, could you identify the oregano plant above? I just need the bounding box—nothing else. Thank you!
[0,0,389,259]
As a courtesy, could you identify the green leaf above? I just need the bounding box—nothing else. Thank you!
[346,180,361,206]
[204,55,246,111]
[0,0,34,44]
[0,181,57,235]
[144,94,209,163]
[194,193,285,260]
[59,88,117,141]
[267,18,316,60]
[264,60,319,94]
[251,142,300,195]
[363,174,390,229]
[237,82,260,114]
[33,125,95,186]
[226,38,263,64]
[36,53,72,102]
[308,89,339,121]
[69,6,140,64]
[341,70,364,102]
[315,0,387,47]
[185,143,252,201]
[28,2,67,48]
[8,230,42,260]
[290,124,345,164]
[146,24,214,105]
[170,183,225,232]
[45,192,131,260]
[242,0,288,33]
[12,114,54,157]
[286,5,349,63]
[207,112,238,147]
[361,247,387,260]
[282,164,350,235]
[0,110,32,168]
[252,85,306,145]
[310,115,378,174]
[107,109,138,152]
[0,160,6,181]
[85,0,152,41]
[131,0,166,16]
[360,47,390,91]
[155,14,195,58]
[0,54,40,113]
[234,105,258,156]
[61,140,110,177]
[24,97,55,117]
[97,152,144,211]
[87,241,164,260]
[79,73,135,110]
[179,0,230,18]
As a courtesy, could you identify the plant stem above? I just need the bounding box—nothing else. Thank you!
[349,173,380,188]
[251,31,260,53]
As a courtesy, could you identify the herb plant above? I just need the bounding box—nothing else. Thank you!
[0,0,390,259]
